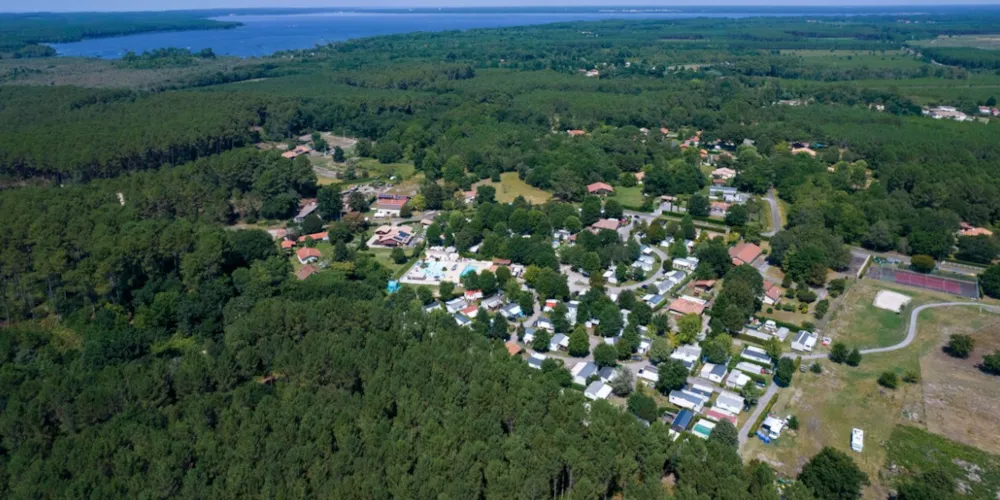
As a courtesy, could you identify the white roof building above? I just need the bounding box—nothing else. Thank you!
[584,381,614,400]
[791,330,818,352]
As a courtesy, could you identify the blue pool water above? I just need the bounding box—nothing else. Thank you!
[460,265,476,277]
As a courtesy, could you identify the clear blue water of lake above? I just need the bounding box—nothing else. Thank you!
[50,11,771,59]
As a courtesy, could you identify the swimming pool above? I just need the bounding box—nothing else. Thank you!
[460,264,477,277]
[423,262,448,280]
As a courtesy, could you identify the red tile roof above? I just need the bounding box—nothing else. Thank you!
[295,265,318,281]
[297,231,329,243]
[669,298,705,316]
[296,248,321,261]
[728,242,763,266]
[693,280,717,289]
[492,258,512,265]
[280,240,295,249]
[591,218,621,231]
[567,129,586,137]
[587,182,615,194]
[505,342,523,356]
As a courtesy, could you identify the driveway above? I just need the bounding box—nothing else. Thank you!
[737,301,1000,449]
[762,188,781,236]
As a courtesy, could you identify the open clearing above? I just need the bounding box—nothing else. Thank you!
[782,49,925,69]
[911,34,1000,50]
[885,425,1000,499]
[822,281,922,350]
[743,296,1000,499]
[473,172,552,204]
[613,186,645,208]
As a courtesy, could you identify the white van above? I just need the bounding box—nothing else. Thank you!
[851,428,864,453]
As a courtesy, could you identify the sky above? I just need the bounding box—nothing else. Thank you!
[5,1,1000,14]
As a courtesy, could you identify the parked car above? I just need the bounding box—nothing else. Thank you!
[631,355,643,362]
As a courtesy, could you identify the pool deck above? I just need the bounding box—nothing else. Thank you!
[399,250,493,286]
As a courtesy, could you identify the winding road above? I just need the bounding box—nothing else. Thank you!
[738,301,999,449]
[762,188,781,236]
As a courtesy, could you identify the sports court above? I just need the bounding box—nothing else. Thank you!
[866,265,979,299]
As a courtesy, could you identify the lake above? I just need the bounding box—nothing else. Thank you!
[49,10,796,59]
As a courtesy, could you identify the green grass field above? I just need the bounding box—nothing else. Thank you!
[474,172,552,204]
[886,425,1000,498]
[613,186,646,209]
[911,34,1000,50]
[783,49,926,69]
[356,158,416,180]
[827,285,908,349]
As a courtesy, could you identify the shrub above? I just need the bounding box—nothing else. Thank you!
[766,307,774,314]
[846,347,862,367]
[878,371,899,389]
[911,254,936,273]
[797,288,818,303]
[829,342,849,363]
[902,370,920,383]
[774,358,795,387]
[810,363,823,374]
[787,415,800,430]
[814,299,830,319]
[982,350,1000,376]
[945,334,975,359]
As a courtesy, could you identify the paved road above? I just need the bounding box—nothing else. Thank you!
[762,188,781,236]
[737,301,999,449]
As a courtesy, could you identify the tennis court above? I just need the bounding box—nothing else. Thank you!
[866,265,979,298]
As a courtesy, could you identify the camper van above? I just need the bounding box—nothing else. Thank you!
[851,428,864,453]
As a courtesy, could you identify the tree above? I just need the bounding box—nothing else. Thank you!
[764,337,783,361]
[846,348,862,367]
[946,334,975,359]
[774,357,795,387]
[333,240,352,261]
[702,337,731,364]
[741,380,762,405]
[681,215,697,240]
[604,199,624,219]
[317,185,342,220]
[981,350,1000,375]
[391,247,407,264]
[982,265,1000,299]
[798,447,869,500]
[910,254,936,273]
[829,342,849,363]
[655,359,689,395]
[725,204,748,227]
[676,313,702,344]
[581,196,603,226]
[956,235,1000,264]
[399,203,413,218]
[488,313,509,340]
[707,419,739,449]
[627,392,657,421]
[687,194,709,217]
[897,468,955,500]
[475,185,496,205]
[564,216,582,234]
[877,371,898,389]
[610,367,634,397]
[568,326,590,357]
[355,138,373,157]
[648,337,671,364]
[593,344,618,368]
[438,281,456,300]
[333,146,345,162]
[532,330,551,353]
[348,191,369,213]
[668,237,688,259]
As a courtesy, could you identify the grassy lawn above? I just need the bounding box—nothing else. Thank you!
[886,426,1000,498]
[473,172,552,205]
[612,186,645,208]
[356,158,416,180]
[822,282,910,350]
[742,296,999,498]
[781,49,925,69]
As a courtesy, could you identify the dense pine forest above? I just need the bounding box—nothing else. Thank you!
[3,8,1000,499]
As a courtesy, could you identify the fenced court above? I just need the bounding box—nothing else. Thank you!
[866,265,980,298]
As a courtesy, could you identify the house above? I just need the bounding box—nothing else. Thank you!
[699,363,728,384]
[703,408,738,426]
[671,257,699,272]
[735,362,766,375]
[725,369,752,390]
[281,144,313,159]
[714,391,745,414]
[460,305,479,318]
[280,239,296,250]
[445,297,468,314]
[296,247,321,265]
[729,242,763,266]
[296,265,318,281]
[669,390,707,412]
[924,106,968,121]
[372,225,414,247]
[711,167,737,180]
[791,330,819,352]
[585,69,600,78]
[743,328,773,343]
[741,345,773,365]
[268,228,289,240]
[691,419,716,440]
[550,333,568,352]
[688,383,714,399]
[482,295,503,310]
[668,296,707,316]
[591,218,621,231]
[567,129,587,137]
[423,301,443,314]
[587,182,615,195]
[543,299,559,312]
[537,317,555,332]
[760,416,785,439]
[527,354,546,370]
[763,282,783,305]
[633,255,656,273]
[670,344,702,372]
[959,225,993,237]
[634,171,646,184]
[521,327,536,344]
[709,186,738,200]
[671,409,695,432]
[645,294,666,308]
[638,337,651,355]
[501,303,523,319]
[297,231,330,243]
[710,201,732,216]
[693,280,716,292]
[374,197,409,218]
[462,189,477,204]
[294,200,319,223]
[584,381,613,400]
[571,361,599,386]
[791,146,817,157]
[464,289,484,301]
[598,366,618,383]
[455,314,472,328]
[637,365,659,384]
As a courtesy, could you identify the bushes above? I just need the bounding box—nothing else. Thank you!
[814,299,830,319]
[982,350,1000,375]
[877,371,899,389]
[945,334,975,359]
[910,254,936,273]
[846,348,862,367]
[829,342,849,363]
[774,357,795,387]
